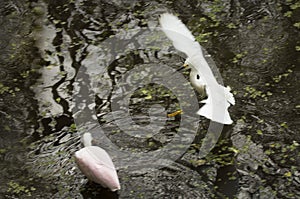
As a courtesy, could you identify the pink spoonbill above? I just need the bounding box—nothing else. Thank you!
[75,132,120,191]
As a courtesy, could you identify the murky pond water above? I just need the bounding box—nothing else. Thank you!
[0,0,299,198]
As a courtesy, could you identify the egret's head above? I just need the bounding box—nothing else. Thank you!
[189,69,206,96]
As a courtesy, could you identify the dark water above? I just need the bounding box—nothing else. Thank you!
[0,0,299,198]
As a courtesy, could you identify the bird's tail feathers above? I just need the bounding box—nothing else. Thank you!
[197,84,234,124]
[197,101,233,124]
[224,86,235,105]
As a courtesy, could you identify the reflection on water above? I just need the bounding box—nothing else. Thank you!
[0,0,299,198]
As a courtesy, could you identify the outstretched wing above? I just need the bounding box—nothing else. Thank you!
[159,13,216,86]
[159,13,202,58]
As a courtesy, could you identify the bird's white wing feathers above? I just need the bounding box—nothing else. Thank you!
[160,13,235,124]
[159,13,217,85]
[197,85,234,124]
[160,13,195,41]
[159,13,202,57]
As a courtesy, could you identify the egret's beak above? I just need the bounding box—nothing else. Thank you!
[177,63,189,72]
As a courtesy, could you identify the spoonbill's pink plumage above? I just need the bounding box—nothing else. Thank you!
[75,133,120,191]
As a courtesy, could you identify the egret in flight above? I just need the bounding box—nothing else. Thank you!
[75,133,120,191]
[160,13,235,124]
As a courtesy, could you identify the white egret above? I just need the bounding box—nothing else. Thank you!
[160,13,235,124]
[75,133,120,191]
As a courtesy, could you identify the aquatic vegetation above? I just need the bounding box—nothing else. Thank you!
[272,68,293,83]
[232,51,248,64]
[0,83,10,94]
[226,23,237,29]
[7,181,36,197]
[293,22,300,28]
[243,86,272,101]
